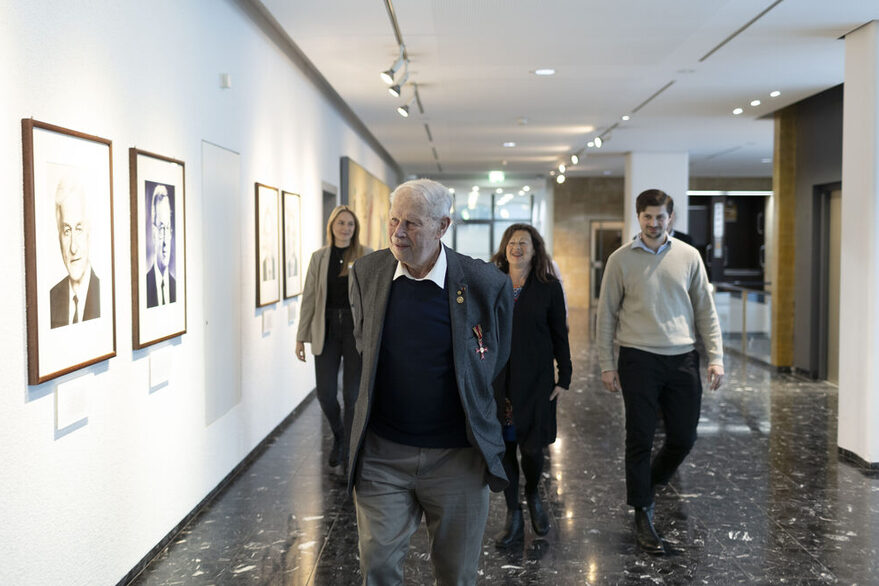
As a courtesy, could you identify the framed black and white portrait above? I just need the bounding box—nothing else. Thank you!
[282,191,302,298]
[22,119,116,384]
[256,183,280,307]
[130,148,187,349]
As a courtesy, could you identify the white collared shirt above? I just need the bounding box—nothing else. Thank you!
[393,244,447,289]
[154,262,170,305]
[68,266,92,324]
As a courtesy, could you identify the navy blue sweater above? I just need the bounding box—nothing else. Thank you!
[369,275,469,448]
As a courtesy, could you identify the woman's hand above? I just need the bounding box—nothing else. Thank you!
[295,341,307,362]
[549,385,565,401]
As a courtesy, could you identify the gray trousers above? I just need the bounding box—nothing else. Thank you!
[354,431,490,586]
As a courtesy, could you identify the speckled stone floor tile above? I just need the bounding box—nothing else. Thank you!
[131,310,879,585]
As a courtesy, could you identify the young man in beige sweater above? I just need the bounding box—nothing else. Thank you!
[597,188,724,555]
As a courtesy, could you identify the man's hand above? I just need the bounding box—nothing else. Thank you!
[707,364,724,391]
[601,370,622,393]
[295,341,307,362]
[549,385,565,401]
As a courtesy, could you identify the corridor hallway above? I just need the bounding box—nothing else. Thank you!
[132,310,879,585]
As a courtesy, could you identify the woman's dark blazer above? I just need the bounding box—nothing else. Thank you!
[494,273,572,449]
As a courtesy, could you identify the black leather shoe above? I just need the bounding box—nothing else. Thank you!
[634,504,665,555]
[328,436,342,467]
[526,492,550,536]
[495,508,524,548]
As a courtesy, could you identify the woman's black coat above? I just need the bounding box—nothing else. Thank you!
[493,273,572,449]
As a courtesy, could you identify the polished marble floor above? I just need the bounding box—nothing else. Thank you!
[131,310,879,585]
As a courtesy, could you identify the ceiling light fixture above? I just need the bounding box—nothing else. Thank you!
[556,174,566,184]
[396,95,415,118]
[503,141,516,148]
[770,90,781,97]
[558,163,566,174]
[594,136,603,148]
[534,68,556,76]
[621,115,631,121]
[388,61,410,97]
[587,141,595,148]
[750,99,761,107]
[733,107,743,115]
[381,45,405,85]
[495,187,503,194]
[523,185,531,192]
[571,154,579,165]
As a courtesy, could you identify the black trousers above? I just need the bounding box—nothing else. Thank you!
[618,346,702,508]
[501,440,544,510]
[314,308,361,452]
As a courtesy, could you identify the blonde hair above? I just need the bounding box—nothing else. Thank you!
[325,205,364,276]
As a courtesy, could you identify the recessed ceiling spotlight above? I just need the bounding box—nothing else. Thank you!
[523,185,531,192]
[621,115,631,121]
[594,136,603,148]
[733,108,743,115]
[550,170,556,176]
[556,174,566,184]
[587,141,595,148]
[518,190,524,196]
[558,164,566,174]
[496,188,503,194]
[449,188,455,194]
[571,154,579,165]
[750,99,761,107]
[503,141,516,148]
[471,186,479,192]
[770,90,781,98]
[533,68,556,76]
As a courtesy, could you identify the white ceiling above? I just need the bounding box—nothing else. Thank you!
[259,0,877,182]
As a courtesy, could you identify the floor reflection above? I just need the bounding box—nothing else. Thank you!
[132,309,879,585]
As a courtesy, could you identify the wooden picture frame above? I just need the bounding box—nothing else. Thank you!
[255,183,281,307]
[282,191,302,298]
[129,148,187,349]
[22,119,116,384]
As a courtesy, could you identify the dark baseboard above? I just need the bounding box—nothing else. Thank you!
[117,390,316,586]
[837,446,879,471]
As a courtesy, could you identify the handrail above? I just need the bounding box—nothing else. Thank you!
[714,282,771,295]
[713,282,771,358]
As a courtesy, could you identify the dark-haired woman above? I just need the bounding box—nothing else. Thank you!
[296,206,372,470]
[491,223,572,546]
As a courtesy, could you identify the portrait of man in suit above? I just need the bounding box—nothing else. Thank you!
[347,178,512,584]
[49,175,101,328]
[146,183,176,308]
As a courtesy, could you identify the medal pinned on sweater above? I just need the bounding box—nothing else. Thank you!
[473,324,487,360]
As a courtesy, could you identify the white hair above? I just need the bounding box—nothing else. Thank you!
[390,178,452,222]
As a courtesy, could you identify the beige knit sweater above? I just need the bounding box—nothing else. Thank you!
[597,237,723,371]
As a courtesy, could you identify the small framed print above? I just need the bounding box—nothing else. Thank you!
[22,119,116,384]
[256,183,280,307]
[282,191,302,298]
[130,148,187,349]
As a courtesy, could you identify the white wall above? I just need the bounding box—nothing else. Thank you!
[839,21,879,464]
[0,1,396,584]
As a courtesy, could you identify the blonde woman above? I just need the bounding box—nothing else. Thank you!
[296,206,372,469]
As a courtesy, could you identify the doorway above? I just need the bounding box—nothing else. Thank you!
[826,189,841,384]
[589,221,623,337]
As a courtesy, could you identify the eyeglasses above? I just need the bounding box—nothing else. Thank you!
[154,223,172,238]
